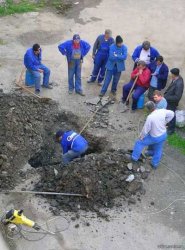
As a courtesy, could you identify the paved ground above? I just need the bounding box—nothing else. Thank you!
[0,0,185,249]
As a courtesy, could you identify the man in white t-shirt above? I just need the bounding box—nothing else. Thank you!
[131,101,174,169]
[132,41,159,68]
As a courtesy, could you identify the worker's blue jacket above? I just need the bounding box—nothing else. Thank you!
[60,131,88,154]
[58,40,91,62]
[105,43,128,72]
[132,45,159,63]
[24,48,42,71]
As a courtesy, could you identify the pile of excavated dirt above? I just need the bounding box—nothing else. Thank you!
[0,90,109,189]
[0,90,150,214]
[36,150,150,213]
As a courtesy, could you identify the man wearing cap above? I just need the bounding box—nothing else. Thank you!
[130,101,174,169]
[122,61,151,111]
[24,43,52,94]
[55,130,88,166]
[164,68,184,135]
[99,35,127,97]
[148,55,169,100]
[58,35,91,96]
[132,41,159,68]
[87,30,114,85]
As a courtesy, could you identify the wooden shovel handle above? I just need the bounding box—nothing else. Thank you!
[126,76,139,102]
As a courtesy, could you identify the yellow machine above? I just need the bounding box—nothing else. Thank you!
[1,209,40,231]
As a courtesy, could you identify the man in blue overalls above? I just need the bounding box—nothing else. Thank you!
[88,30,114,85]
[58,34,91,96]
[55,130,88,166]
[24,44,52,94]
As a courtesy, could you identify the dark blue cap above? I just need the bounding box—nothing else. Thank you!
[73,34,80,40]
[55,130,64,139]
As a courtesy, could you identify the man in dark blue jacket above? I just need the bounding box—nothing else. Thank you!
[24,44,52,94]
[58,34,91,96]
[148,56,169,100]
[132,41,159,68]
[87,29,114,85]
[56,130,88,166]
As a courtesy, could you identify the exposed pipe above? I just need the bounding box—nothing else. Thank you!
[0,190,87,198]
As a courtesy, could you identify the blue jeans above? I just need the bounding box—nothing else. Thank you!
[68,60,82,93]
[100,66,121,94]
[122,80,147,110]
[91,53,108,83]
[62,145,88,166]
[28,64,50,91]
[132,133,167,168]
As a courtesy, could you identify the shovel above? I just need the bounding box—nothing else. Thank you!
[121,76,138,112]
[16,68,51,103]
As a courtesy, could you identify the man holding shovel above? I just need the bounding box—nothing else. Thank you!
[122,61,151,111]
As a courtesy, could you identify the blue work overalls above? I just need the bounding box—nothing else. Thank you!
[91,40,111,83]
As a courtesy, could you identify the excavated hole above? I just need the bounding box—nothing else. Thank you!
[1,92,147,215]
[28,134,109,168]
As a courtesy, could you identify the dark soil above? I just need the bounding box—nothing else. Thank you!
[35,150,147,213]
[0,90,149,214]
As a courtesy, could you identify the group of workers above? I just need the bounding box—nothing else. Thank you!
[23,30,184,169]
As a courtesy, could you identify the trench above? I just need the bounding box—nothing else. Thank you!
[0,92,147,215]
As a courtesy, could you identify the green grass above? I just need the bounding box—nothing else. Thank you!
[168,133,185,155]
[0,0,72,16]
[0,0,43,16]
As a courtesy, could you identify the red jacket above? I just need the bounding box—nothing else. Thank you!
[131,67,151,88]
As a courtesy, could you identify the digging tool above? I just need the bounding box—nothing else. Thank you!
[16,68,51,102]
[79,97,111,134]
[121,75,138,113]
[0,190,88,198]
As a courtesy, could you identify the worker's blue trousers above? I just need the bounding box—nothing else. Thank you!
[131,133,167,168]
[68,60,82,93]
[90,53,108,83]
[28,64,50,91]
[62,145,88,166]
[100,66,121,95]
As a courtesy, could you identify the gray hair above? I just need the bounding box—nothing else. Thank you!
[105,29,112,36]
[145,101,155,112]
[142,40,150,48]
[137,60,146,67]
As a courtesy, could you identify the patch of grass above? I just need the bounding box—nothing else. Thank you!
[168,133,185,155]
[0,0,44,16]
[0,38,7,45]
[0,0,72,16]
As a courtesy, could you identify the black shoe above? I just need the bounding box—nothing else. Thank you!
[99,93,104,97]
[76,91,85,96]
[42,85,53,89]
[35,89,40,95]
